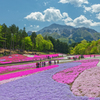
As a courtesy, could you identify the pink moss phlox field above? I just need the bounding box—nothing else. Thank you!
[0,65,58,81]
[0,54,59,64]
[52,59,99,84]
[74,55,100,59]
[0,63,36,74]
[71,66,100,98]
[0,60,53,74]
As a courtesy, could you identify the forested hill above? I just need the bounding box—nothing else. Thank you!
[36,23,100,44]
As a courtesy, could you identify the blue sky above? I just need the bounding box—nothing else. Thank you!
[1,0,100,32]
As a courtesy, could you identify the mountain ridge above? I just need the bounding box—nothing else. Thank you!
[28,23,100,44]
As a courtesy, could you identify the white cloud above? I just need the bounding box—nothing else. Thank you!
[62,12,69,18]
[27,25,39,32]
[59,0,89,7]
[83,6,91,12]
[44,2,48,6]
[36,25,39,28]
[62,13,73,22]
[64,15,100,27]
[34,25,40,28]
[30,25,33,27]
[43,7,63,21]
[25,7,69,22]
[24,24,26,26]
[96,13,100,20]
[84,4,100,13]
[25,7,100,28]
[92,4,100,13]
[25,12,45,21]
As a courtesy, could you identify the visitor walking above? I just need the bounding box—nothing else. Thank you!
[36,62,38,68]
[42,62,44,67]
[49,60,51,65]
[57,60,59,63]
[54,60,56,64]
[44,62,46,66]
[40,62,41,67]
[36,62,39,68]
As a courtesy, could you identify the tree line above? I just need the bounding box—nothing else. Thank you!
[0,23,69,54]
[70,39,100,54]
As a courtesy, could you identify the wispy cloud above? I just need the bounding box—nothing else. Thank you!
[34,25,39,28]
[30,25,33,27]
[96,13,100,20]
[24,24,26,26]
[58,0,89,7]
[29,25,39,28]
[44,2,48,6]
[84,4,100,13]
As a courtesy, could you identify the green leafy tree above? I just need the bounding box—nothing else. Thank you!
[0,25,5,48]
[30,32,37,53]
[97,45,100,54]
[22,37,32,50]
[90,46,98,54]
[35,34,44,51]
[21,27,28,51]
[71,39,88,54]
[42,40,53,51]
[44,35,48,40]
[48,36,56,52]
[2,23,8,49]
[9,24,17,50]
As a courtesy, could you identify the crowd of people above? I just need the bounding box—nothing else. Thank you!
[36,60,59,68]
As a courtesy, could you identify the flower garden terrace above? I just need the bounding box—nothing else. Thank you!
[0,54,100,99]
[0,53,61,64]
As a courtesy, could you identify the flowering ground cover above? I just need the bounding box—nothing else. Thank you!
[0,63,36,74]
[1,56,100,99]
[0,65,59,81]
[71,66,100,98]
[0,59,61,75]
[0,62,92,100]
[0,54,28,64]
[0,54,59,64]
[75,55,100,59]
[66,55,100,60]
[52,59,99,84]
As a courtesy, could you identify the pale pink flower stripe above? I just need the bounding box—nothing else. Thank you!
[0,65,58,81]
[52,59,99,85]
[71,66,100,98]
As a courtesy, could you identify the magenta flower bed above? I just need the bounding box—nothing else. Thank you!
[0,54,59,64]
[52,59,99,84]
[0,65,58,81]
[74,55,100,59]
[0,63,36,74]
